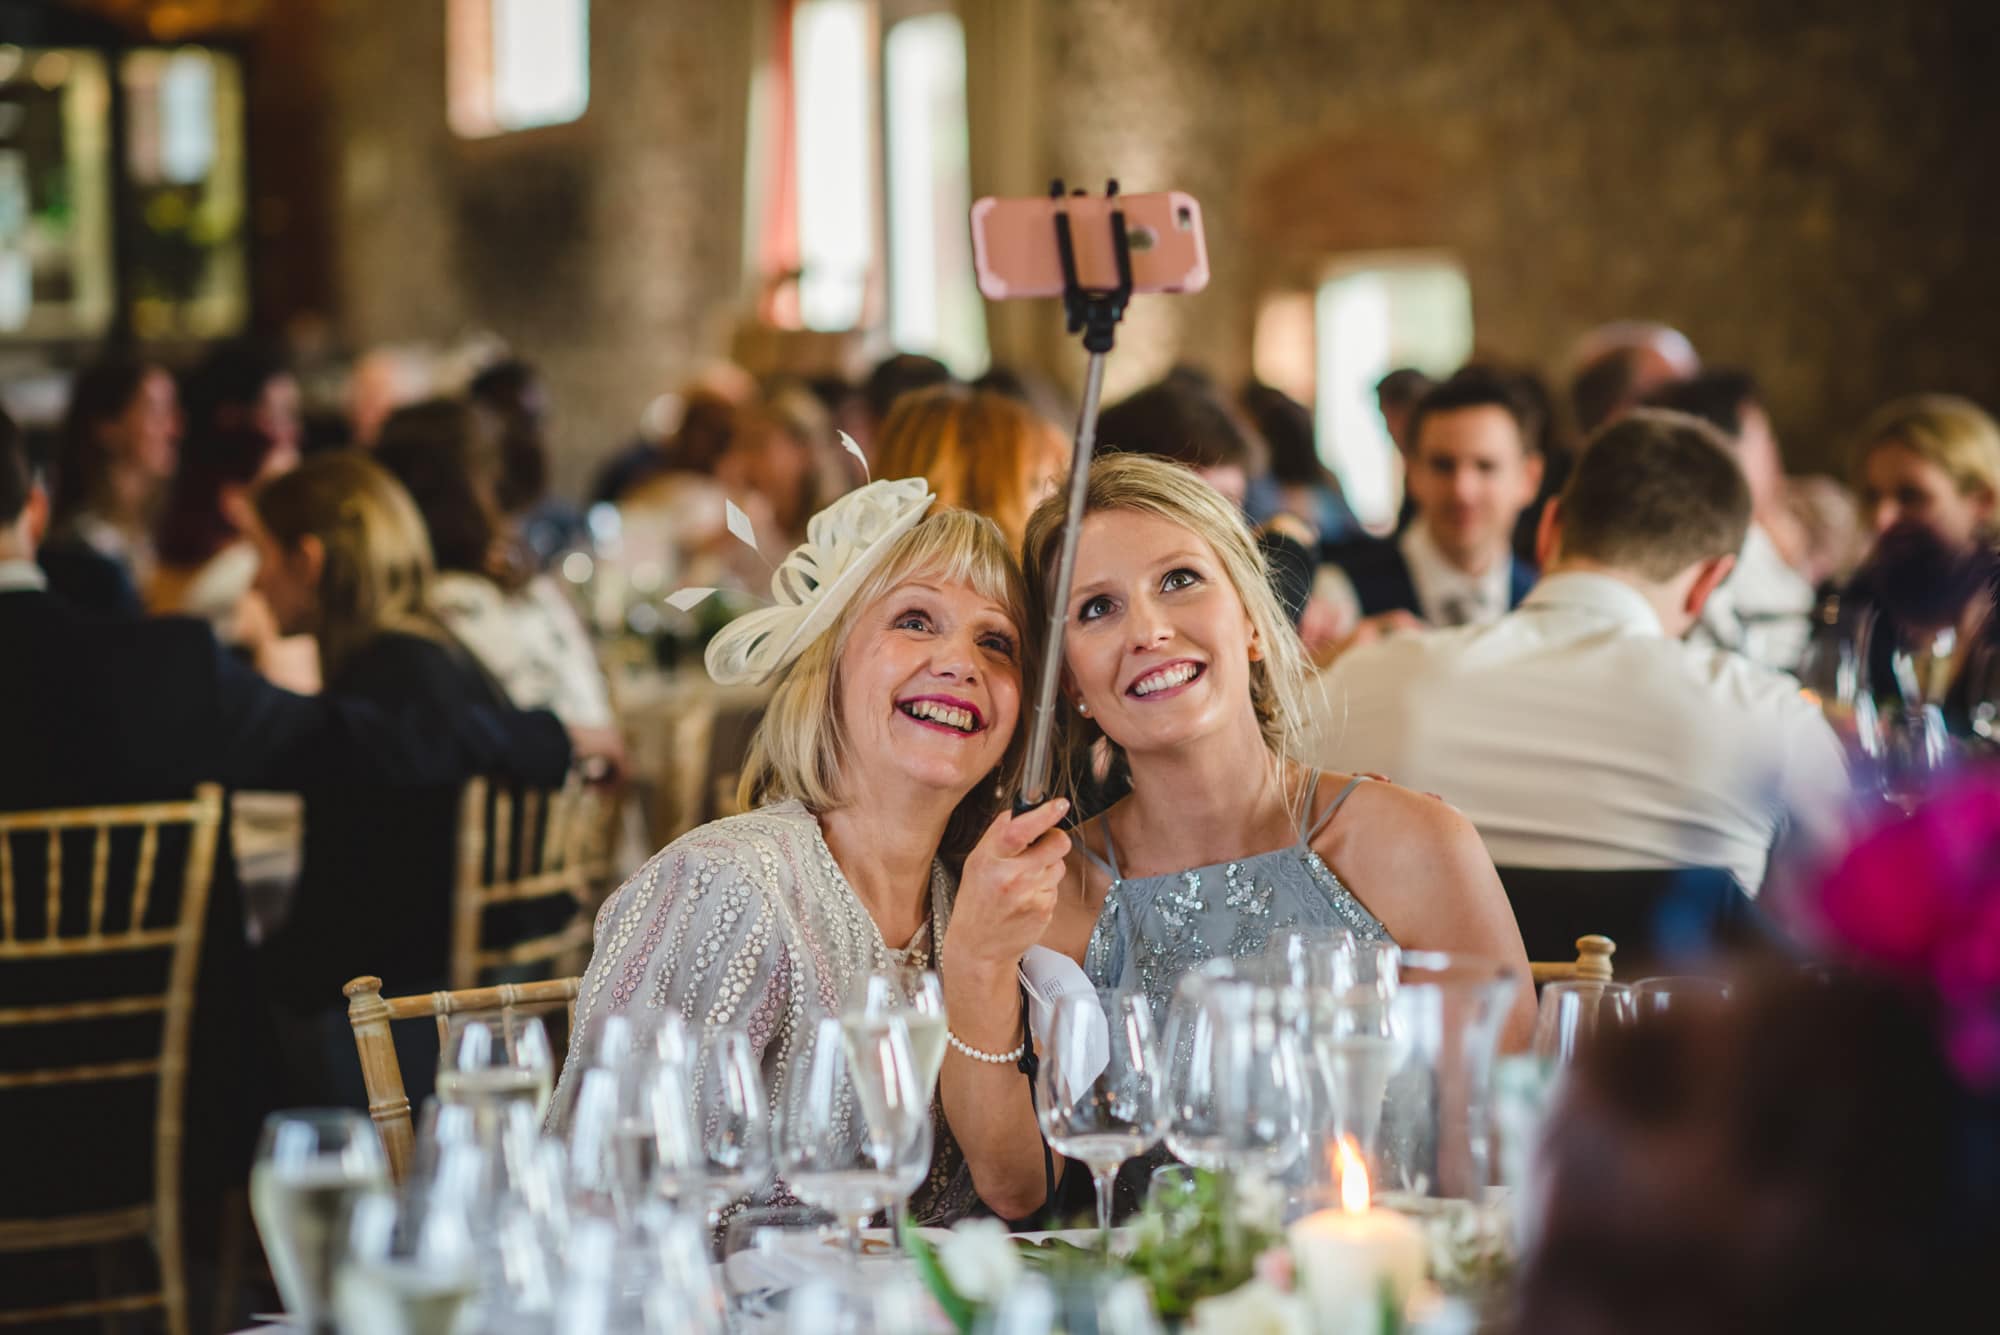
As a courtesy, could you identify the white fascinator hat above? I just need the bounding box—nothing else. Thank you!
[704,477,937,686]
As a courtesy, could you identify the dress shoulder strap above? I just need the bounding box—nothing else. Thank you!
[1303,774,1369,845]
[1076,817,1123,882]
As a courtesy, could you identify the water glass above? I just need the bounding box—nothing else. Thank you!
[1376,952,1519,1202]
[1035,988,1166,1252]
[987,1271,1164,1335]
[251,1109,390,1334]
[1532,981,1636,1065]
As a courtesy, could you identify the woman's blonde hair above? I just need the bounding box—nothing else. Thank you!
[873,386,1068,548]
[252,452,441,679]
[1855,395,2000,535]
[737,507,1033,862]
[1021,453,1312,806]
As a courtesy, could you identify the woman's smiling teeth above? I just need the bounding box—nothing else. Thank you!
[1129,662,1203,697]
[898,699,981,733]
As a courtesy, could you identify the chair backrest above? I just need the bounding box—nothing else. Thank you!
[0,784,223,1335]
[451,773,616,990]
[1499,864,1776,978]
[1530,933,1617,986]
[343,973,580,1183]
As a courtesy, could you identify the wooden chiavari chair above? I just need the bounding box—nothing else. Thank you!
[0,785,223,1335]
[1530,933,1617,986]
[342,974,579,1183]
[450,773,616,991]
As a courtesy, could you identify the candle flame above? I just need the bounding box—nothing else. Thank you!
[1336,1136,1370,1214]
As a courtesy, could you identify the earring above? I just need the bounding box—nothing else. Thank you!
[1076,701,1091,718]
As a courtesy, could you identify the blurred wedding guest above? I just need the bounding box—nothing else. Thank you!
[247,454,588,1101]
[591,360,757,504]
[1567,319,1699,436]
[375,399,614,729]
[873,384,1069,548]
[1325,367,1542,631]
[715,384,851,552]
[1375,367,1433,462]
[1241,380,1361,546]
[1849,396,2000,715]
[1516,966,1997,1333]
[469,357,589,567]
[182,338,303,460]
[1319,410,1850,902]
[1648,370,1818,671]
[1784,474,1866,588]
[859,351,954,454]
[0,412,575,1323]
[346,345,428,448]
[150,422,318,691]
[39,356,181,612]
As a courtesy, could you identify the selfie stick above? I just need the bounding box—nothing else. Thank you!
[1017,178,1133,814]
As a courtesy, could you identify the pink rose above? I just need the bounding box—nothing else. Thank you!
[1253,1246,1295,1293]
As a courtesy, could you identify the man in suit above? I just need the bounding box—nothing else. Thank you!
[1328,367,1544,627]
[0,411,583,1319]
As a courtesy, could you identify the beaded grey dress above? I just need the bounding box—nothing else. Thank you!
[1080,776,1395,1016]
[551,799,979,1224]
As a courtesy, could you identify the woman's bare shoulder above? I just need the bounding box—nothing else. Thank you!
[1310,771,1490,888]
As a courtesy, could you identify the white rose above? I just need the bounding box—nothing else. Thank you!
[935,1219,1022,1305]
[1189,1280,1311,1335]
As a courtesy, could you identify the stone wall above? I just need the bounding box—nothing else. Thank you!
[1028,0,2000,468]
[313,0,2000,485]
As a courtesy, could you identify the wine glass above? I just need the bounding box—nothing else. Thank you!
[1161,965,1309,1184]
[250,1109,390,1335]
[1035,989,1166,1254]
[779,1014,933,1261]
[438,1013,555,1136]
[1532,981,1636,1065]
[843,966,946,1244]
[651,1024,773,1225]
[332,1169,478,1335]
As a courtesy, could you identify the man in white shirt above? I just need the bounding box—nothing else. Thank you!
[1647,370,1818,672]
[1326,368,1543,629]
[1315,409,1851,898]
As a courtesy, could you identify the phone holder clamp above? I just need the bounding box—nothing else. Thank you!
[1050,178,1133,355]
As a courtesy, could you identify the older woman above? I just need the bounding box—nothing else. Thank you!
[552,479,1068,1224]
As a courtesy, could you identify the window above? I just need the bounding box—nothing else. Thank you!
[0,45,114,339]
[751,1,985,370]
[1310,256,1473,529]
[448,0,590,139]
[122,46,247,339]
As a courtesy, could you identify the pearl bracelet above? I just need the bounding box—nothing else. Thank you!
[947,1028,1025,1064]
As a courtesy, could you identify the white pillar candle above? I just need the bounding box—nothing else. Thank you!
[1286,1142,1426,1334]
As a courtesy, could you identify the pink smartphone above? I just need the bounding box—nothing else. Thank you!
[970,191,1210,300]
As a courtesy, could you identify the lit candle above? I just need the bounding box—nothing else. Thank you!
[1286,1140,1427,1334]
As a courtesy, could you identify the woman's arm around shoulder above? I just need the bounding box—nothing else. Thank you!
[1313,773,1536,1051]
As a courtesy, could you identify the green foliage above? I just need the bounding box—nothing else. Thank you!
[1123,1171,1284,1321]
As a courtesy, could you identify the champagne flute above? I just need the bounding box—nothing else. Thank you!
[437,1013,555,1135]
[250,1109,389,1334]
[780,1014,932,1262]
[1035,989,1165,1254]
[842,966,946,1244]
[1532,980,1636,1065]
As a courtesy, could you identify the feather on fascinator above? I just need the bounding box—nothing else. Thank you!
[688,476,937,686]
